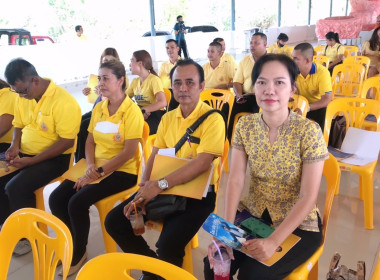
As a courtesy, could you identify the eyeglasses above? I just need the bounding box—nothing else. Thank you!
[10,78,33,95]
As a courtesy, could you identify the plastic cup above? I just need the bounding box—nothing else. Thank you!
[213,248,231,280]
[129,208,145,236]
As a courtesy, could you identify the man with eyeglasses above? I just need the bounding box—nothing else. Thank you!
[0,58,81,255]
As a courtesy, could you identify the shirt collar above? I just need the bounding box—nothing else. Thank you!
[176,99,204,120]
[309,63,317,75]
[259,109,293,134]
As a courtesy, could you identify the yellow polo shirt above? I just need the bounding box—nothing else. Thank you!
[267,43,293,57]
[233,54,255,95]
[203,60,236,89]
[221,53,238,71]
[159,59,180,88]
[126,74,164,107]
[325,43,345,62]
[12,80,81,155]
[154,100,225,185]
[296,63,332,104]
[88,97,144,174]
[0,88,17,144]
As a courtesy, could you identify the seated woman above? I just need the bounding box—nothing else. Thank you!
[204,54,328,280]
[49,60,144,276]
[127,50,167,134]
[324,32,345,75]
[361,27,380,86]
[0,79,17,153]
[76,47,129,161]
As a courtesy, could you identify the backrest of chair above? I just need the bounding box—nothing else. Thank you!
[163,88,172,111]
[314,45,325,56]
[344,45,359,58]
[75,252,197,280]
[0,208,73,280]
[331,63,366,98]
[200,89,234,124]
[320,154,340,243]
[343,56,370,79]
[360,76,380,100]
[323,98,380,143]
[143,134,156,164]
[313,55,330,67]
[288,95,309,117]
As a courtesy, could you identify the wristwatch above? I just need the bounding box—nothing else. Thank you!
[97,167,105,177]
[157,178,169,190]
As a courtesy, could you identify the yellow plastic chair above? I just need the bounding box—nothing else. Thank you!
[344,56,371,80]
[35,137,77,234]
[231,112,253,144]
[314,45,326,56]
[0,208,73,280]
[163,88,172,112]
[324,97,380,229]
[93,122,149,253]
[344,45,359,58]
[285,154,340,280]
[75,252,196,280]
[331,63,366,98]
[289,95,310,117]
[313,55,330,67]
[372,250,380,280]
[360,77,380,130]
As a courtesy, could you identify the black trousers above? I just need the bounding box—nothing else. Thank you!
[105,191,216,268]
[306,107,326,132]
[146,110,165,135]
[49,171,137,265]
[178,39,189,59]
[75,111,92,162]
[203,216,322,280]
[227,95,260,142]
[0,154,70,225]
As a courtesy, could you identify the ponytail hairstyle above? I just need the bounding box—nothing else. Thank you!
[133,50,158,76]
[369,27,380,51]
[325,32,340,44]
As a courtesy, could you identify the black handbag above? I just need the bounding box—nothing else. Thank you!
[144,109,224,221]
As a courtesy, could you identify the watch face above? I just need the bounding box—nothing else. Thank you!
[159,179,168,190]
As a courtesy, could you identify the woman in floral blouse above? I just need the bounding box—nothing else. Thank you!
[205,54,328,279]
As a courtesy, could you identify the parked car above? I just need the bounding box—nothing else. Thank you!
[142,30,171,37]
[0,28,54,45]
[188,25,218,33]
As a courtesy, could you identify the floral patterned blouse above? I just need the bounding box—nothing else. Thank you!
[233,111,328,232]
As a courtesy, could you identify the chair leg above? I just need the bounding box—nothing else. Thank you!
[35,187,48,235]
[223,155,229,173]
[191,234,198,249]
[182,241,193,274]
[359,175,363,200]
[309,261,318,280]
[95,203,117,253]
[362,173,374,230]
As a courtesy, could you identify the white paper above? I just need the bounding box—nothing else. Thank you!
[158,148,175,157]
[340,127,380,166]
[202,164,214,198]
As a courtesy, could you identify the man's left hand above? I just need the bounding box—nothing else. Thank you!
[8,157,34,169]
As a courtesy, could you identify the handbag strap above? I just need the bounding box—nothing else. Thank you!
[174,109,225,153]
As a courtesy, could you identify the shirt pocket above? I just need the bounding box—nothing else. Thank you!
[36,113,55,135]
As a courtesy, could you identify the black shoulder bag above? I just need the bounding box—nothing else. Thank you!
[145,109,224,221]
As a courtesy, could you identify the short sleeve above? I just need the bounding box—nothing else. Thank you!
[196,113,225,157]
[53,97,81,139]
[338,45,345,56]
[151,75,164,96]
[153,115,167,149]
[12,97,24,128]
[301,121,328,163]
[126,78,138,98]
[0,90,17,116]
[88,102,102,134]
[233,60,245,84]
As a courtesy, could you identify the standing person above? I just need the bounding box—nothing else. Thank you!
[75,25,88,41]
[49,60,144,276]
[292,43,332,131]
[267,33,293,57]
[173,15,189,59]
[361,27,380,80]
[324,32,345,75]
[0,58,81,254]
[105,59,225,280]
[0,79,17,153]
[203,41,235,90]
[127,50,167,135]
[204,54,328,279]
[227,32,267,141]
[213,37,238,71]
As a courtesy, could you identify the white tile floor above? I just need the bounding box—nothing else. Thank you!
[4,81,380,279]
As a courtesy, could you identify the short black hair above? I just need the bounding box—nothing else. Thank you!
[209,41,222,51]
[5,58,38,86]
[277,33,289,42]
[213,37,224,43]
[325,32,340,43]
[251,54,298,87]
[252,32,267,43]
[169,59,204,84]
[75,25,82,32]
[166,39,178,46]
[294,43,314,59]
[177,15,182,21]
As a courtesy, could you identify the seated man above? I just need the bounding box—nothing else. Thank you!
[213,37,238,72]
[267,33,293,57]
[292,43,332,131]
[105,59,225,280]
[203,41,235,89]
[0,58,81,254]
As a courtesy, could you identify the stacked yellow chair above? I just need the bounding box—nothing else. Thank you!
[343,56,371,80]
[285,154,340,280]
[0,208,73,280]
[343,45,359,58]
[331,63,366,98]
[323,97,380,229]
[314,45,325,56]
[313,55,330,67]
[75,252,196,280]
[360,77,380,130]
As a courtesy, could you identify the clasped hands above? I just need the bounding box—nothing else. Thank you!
[73,163,100,191]
[4,146,32,170]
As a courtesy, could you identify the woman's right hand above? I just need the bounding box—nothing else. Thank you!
[82,87,91,96]
[207,240,234,269]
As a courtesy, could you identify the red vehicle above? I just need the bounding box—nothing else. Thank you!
[0,28,54,45]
